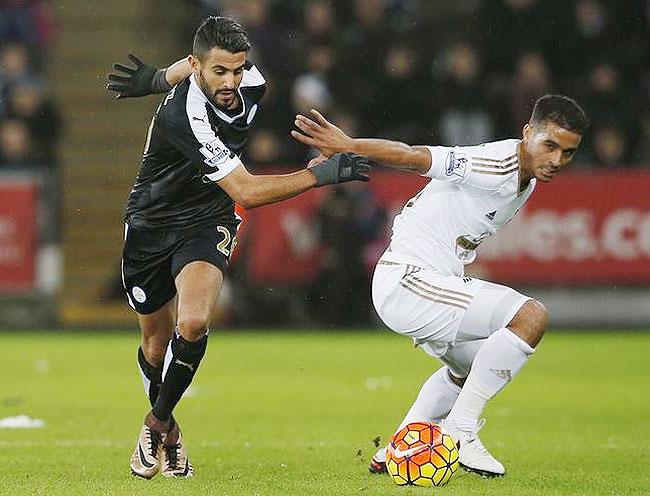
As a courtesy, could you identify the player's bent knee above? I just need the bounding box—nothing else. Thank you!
[177,315,210,341]
[525,299,549,335]
[141,341,167,365]
[508,299,548,348]
[141,332,173,364]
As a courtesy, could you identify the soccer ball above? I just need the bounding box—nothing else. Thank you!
[386,421,459,487]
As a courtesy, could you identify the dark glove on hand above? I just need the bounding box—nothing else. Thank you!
[309,153,372,187]
[106,54,170,98]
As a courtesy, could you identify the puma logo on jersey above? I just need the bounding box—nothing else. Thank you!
[192,116,207,123]
[485,210,497,220]
[174,359,195,372]
[489,368,512,381]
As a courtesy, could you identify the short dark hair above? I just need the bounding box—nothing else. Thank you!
[193,16,251,59]
[530,94,589,135]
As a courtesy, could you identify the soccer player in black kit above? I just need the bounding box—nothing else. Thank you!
[107,17,370,479]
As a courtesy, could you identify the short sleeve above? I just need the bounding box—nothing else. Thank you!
[159,107,242,183]
[422,146,471,183]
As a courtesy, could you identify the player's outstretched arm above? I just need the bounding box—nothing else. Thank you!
[106,55,191,98]
[292,109,431,174]
[217,153,371,209]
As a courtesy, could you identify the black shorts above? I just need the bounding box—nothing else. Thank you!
[121,221,238,314]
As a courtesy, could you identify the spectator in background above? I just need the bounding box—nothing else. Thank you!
[579,60,638,160]
[292,44,334,117]
[0,42,33,115]
[6,79,61,164]
[246,129,284,167]
[182,0,648,169]
[508,51,553,135]
[434,41,494,145]
[303,0,336,45]
[567,0,615,70]
[611,0,650,80]
[478,0,547,73]
[0,118,36,170]
[590,125,629,168]
[0,0,61,297]
[0,118,59,240]
[231,0,292,77]
[310,183,386,326]
[334,0,393,118]
[583,61,630,124]
[369,44,429,143]
[0,0,55,48]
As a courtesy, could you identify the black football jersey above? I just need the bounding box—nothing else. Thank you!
[124,61,266,230]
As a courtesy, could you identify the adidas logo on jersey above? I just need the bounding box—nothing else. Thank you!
[485,210,497,220]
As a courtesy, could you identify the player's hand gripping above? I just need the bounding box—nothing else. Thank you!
[107,54,167,98]
[292,109,355,157]
[309,152,371,186]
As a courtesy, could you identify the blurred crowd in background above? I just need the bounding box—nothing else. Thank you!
[2,0,649,325]
[188,0,650,169]
[0,0,60,249]
[187,0,650,326]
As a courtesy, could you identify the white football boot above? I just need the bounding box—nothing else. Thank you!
[441,418,506,477]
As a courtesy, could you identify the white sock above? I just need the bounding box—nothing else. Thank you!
[396,367,462,431]
[446,328,534,432]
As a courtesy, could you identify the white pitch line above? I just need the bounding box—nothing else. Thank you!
[0,439,351,449]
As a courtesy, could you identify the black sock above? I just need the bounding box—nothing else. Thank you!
[152,332,207,422]
[137,347,163,407]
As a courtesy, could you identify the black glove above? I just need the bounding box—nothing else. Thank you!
[106,54,171,98]
[309,153,371,186]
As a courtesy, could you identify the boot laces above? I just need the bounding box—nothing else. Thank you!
[147,428,164,458]
[464,419,491,456]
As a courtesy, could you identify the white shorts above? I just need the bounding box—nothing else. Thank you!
[372,259,531,360]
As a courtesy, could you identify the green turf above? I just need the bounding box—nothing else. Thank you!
[0,330,648,495]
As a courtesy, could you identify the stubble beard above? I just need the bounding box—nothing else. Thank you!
[197,72,232,110]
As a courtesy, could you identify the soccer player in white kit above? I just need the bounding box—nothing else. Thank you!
[292,95,588,477]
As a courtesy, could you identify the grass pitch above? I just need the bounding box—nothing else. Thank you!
[0,329,648,496]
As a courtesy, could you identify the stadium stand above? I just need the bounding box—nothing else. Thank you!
[191,0,650,167]
[0,0,60,325]
[3,0,647,327]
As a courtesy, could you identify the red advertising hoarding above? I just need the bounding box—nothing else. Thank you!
[476,171,650,283]
[0,179,37,292]
[243,170,650,286]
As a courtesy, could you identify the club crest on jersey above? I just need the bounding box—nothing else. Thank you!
[199,139,231,168]
[445,151,468,178]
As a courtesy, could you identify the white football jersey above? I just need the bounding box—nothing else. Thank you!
[385,139,536,276]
